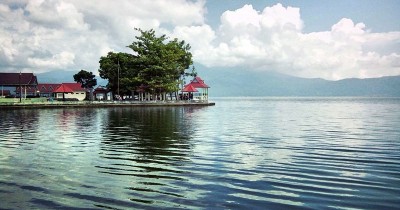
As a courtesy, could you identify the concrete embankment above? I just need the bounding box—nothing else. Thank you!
[0,101,215,109]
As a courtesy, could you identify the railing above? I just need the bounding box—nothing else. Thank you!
[0,98,211,106]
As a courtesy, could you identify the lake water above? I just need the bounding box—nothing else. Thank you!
[1,97,399,209]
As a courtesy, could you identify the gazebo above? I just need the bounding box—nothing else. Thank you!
[184,76,210,101]
[93,86,111,100]
[181,84,198,100]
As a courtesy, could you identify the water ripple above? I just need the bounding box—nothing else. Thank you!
[1,98,400,209]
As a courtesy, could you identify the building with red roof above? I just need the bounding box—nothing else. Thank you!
[0,73,38,98]
[182,84,198,92]
[93,86,112,100]
[53,83,87,101]
[0,73,38,86]
[37,84,61,97]
[189,76,210,89]
[183,76,210,101]
[15,83,61,97]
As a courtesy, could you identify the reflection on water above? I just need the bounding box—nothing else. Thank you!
[101,107,194,160]
[1,98,400,209]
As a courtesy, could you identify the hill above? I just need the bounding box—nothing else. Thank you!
[197,67,400,97]
[37,70,108,86]
[35,69,400,97]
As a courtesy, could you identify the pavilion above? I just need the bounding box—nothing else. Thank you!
[183,76,210,101]
[0,73,38,98]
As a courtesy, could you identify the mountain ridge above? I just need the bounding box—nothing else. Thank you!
[35,69,400,97]
[197,67,400,97]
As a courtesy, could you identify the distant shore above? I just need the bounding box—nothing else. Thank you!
[0,100,215,109]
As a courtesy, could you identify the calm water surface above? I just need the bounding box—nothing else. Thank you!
[0,97,399,209]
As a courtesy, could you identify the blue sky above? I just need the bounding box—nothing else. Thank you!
[206,0,400,32]
[1,0,399,80]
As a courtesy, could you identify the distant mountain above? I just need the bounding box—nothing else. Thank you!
[196,67,400,97]
[36,70,108,86]
[35,69,400,97]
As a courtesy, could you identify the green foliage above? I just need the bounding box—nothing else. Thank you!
[73,70,97,89]
[99,52,138,96]
[73,69,97,101]
[98,28,194,96]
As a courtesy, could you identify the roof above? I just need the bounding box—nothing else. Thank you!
[0,73,38,86]
[182,84,198,92]
[93,86,108,93]
[37,84,61,93]
[188,76,210,88]
[63,83,86,91]
[16,83,61,93]
[53,84,74,93]
[53,83,86,93]
[94,86,107,91]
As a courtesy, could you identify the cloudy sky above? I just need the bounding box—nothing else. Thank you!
[1,0,399,80]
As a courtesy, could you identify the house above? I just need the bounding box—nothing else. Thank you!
[36,84,61,97]
[15,86,39,97]
[53,83,87,101]
[15,83,61,97]
[184,76,210,101]
[0,72,38,98]
[93,86,110,100]
[0,72,38,86]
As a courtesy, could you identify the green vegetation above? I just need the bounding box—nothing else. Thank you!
[73,70,97,101]
[99,28,196,99]
[0,97,47,104]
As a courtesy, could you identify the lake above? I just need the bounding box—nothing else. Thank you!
[1,97,399,209]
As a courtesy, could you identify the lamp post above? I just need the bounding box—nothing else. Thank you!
[117,59,120,97]
[19,72,22,103]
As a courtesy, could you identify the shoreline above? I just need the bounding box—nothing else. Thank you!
[0,101,215,109]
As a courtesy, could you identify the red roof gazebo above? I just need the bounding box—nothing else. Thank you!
[189,76,210,89]
[183,76,210,101]
[181,84,198,92]
[53,84,74,93]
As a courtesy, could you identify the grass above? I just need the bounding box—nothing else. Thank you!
[0,97,48,104]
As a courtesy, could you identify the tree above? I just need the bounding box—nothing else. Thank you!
[73,70,97,101]
[99,52,138,98]
[98,28,194,100]
[127,28,193,95]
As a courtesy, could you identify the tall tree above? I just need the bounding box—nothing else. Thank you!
[127,28,193,95]
[73,70,97,101]
[98,28,194,100]
[99,52,139,98]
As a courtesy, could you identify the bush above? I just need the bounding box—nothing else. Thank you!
[56,98,79,101]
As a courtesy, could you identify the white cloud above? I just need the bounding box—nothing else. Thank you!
[0,0,206,74]
[0,1,399,80]
[182,4,400,80]
[260,3,303,31]
[28,51,75,68]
